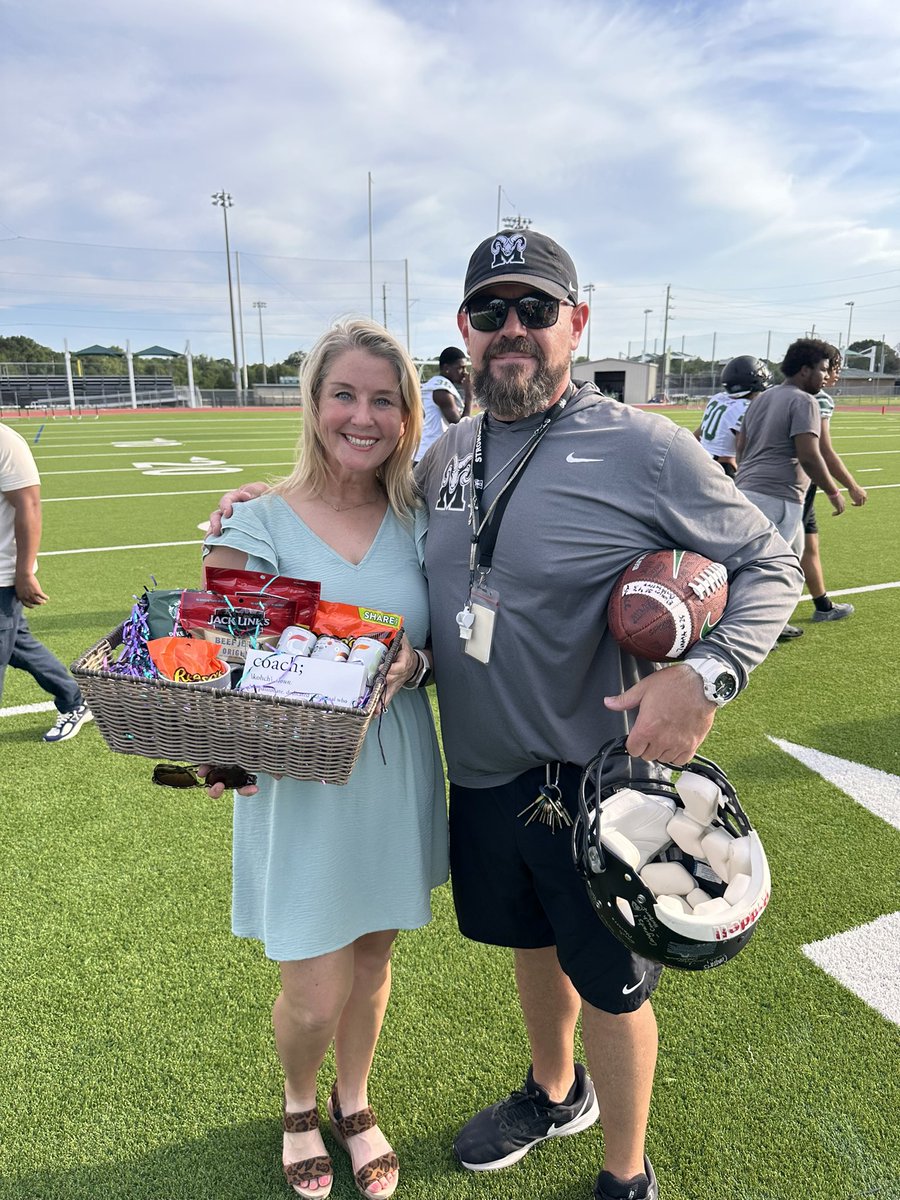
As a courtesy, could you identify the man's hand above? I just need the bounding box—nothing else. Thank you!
[848,482,867,507]
[207,482,269,537]
[15,571,48,608]
[828,490,846,516]
[604,665,717,765]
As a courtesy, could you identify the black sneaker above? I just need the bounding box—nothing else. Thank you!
[454,1062,599,1171]
[595,1156,659,1200]
[777,624,804,641]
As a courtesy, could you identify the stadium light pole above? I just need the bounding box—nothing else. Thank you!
[253,301,268,384]
[583,283,595,359]
[211,190,242,401]
[642,309,652,358]
[844,300,855,351]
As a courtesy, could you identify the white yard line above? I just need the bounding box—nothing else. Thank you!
[0,701,56,718]
[43,489,234,503]
[798,581,899,601]
[39,462,293,476]
[40,540,204,556]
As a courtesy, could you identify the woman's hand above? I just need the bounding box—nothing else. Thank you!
[383,639,426,706]
[196,764,261,799]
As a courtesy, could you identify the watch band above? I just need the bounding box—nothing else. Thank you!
[401,648,432,689]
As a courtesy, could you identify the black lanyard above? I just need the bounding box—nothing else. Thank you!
[467,385,573,580]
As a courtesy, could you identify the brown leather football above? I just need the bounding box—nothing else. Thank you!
[607,550,729,662]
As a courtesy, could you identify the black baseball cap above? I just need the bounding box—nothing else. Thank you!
[462,230,579,306]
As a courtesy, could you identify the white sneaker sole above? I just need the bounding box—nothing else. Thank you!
[457,1092,601,1171]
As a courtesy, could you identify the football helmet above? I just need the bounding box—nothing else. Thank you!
[573,737,770,970]
[720,355,772,396]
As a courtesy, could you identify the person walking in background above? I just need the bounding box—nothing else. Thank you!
[0,421,92,742]
[694,355,772,476]
[203,318,448,1200]
[415,345,472,460]
[800,348,867,623]
[735,336,846,641]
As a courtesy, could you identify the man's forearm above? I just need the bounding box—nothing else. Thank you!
[12,491,42,576]
[822,447,858,490]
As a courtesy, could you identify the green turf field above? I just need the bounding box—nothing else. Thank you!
[1,407,898,1200]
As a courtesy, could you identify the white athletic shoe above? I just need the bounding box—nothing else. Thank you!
[43,704,93,743]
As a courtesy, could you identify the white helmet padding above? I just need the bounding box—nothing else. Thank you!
[573,737,771,970]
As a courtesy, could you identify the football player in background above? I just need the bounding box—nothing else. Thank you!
[694,356,772,476]
[799,347,867,623]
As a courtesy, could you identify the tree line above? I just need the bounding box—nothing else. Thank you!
[0,336,306,390]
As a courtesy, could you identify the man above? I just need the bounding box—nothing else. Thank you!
[416,345,472,460]
[211,231,801,1200]
[800,349,867,623]
[694,355,772,476]
[735,337,846,641]
[0,421,92,741]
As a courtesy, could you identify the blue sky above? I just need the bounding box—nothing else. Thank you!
[2,0,900,367]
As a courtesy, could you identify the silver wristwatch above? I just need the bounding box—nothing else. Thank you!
[681,656,740,706]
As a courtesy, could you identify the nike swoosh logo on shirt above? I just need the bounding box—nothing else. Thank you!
[566,452,604,463]
[622,972,647,995]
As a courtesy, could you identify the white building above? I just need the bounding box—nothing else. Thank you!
[572,357,658,405]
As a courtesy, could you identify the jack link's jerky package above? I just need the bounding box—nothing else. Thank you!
[180,569,321,661]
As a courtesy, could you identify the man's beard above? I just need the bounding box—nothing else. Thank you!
[473,336,569,421]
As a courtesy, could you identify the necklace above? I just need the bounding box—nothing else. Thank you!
[315,492,383,513]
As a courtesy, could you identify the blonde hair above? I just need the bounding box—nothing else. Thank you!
[274,317,422,519]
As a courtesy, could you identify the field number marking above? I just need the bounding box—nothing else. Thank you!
[770,737,900,1026]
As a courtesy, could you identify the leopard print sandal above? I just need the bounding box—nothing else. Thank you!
[283,1104,333,1198]
[328,1083,399,1199]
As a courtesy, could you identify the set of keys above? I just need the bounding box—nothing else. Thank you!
[456,607,475,642]
[518,764,572,832]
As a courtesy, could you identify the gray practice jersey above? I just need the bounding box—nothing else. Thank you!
[735,382,821,503]
[416,385,802,788]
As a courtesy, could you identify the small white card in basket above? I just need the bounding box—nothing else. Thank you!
[238,648,367,704]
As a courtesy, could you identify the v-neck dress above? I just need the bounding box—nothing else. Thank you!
[203,493,448,961]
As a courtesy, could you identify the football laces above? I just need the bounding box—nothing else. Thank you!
[689,562,728,599]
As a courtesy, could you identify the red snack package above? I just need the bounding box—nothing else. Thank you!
[204,567,320,630]
[178,589,299,661]
[313,600,404,649]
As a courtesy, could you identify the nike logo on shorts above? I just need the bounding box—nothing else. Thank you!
[566,452,604,463]
[622,971,647,996]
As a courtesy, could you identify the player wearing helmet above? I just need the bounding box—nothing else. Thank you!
[694,357,772,476]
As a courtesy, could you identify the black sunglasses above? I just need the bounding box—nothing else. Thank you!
[465,293,574,332]
[151,763,258,790]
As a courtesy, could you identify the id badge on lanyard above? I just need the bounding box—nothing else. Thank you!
[458,390,571,664]
[459,581,500,663]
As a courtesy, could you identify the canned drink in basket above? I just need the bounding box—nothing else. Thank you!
[311,635,350,662]
[277,625,318,656]
[348,637,387,684]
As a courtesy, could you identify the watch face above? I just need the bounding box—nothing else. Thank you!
[714,671,737,700]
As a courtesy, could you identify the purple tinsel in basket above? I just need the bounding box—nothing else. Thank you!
[108,592,159,679]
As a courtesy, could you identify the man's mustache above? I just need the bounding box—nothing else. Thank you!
[485,336,541,360]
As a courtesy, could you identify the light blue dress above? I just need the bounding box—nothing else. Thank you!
[204,494,448,961]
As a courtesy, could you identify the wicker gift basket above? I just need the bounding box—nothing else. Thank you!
[71,623,402,786]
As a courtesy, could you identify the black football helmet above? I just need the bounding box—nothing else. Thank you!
[573,737,770,970]
[720,355,772,396]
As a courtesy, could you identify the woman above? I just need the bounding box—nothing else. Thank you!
[202,318,447,1199]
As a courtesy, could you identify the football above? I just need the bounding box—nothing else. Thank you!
[607,549,729,662]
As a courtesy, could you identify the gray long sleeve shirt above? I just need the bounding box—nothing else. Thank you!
[417,385,803,787]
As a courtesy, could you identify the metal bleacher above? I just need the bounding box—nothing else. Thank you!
[0,374,176,409]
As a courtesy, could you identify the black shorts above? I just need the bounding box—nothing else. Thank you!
[713,456,737,478]
[802,482,818,535]
[449,763,662,1013]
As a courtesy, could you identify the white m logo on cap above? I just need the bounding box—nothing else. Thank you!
[491,234,526,267]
